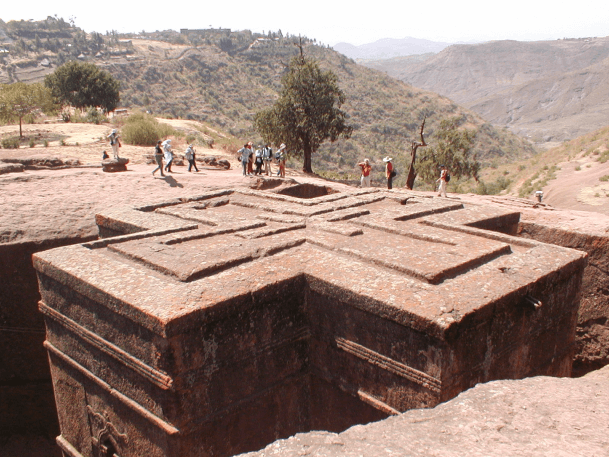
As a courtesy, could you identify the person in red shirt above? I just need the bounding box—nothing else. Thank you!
[383,156,394,189]
[357,158,372,187]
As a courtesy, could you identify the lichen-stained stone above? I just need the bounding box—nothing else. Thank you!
[33,188,587,457]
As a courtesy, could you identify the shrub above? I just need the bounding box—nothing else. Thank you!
[600,175,609,182]
[122,112,179,146]
[29,138,35,148]
[1,137,20,149]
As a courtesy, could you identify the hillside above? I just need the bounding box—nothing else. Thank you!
[364,37,609,145]
[0,19,537,188]
[477,125,609,215]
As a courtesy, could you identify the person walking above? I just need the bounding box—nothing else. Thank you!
[278,143,287,178]
[437,164,448,197]
[262,144,273,176]
[152,140,165,177]
[185,144,199,172]
[108,129,121,159]
[357,159,372,187]
[384,157,394,189]
[162,139,174,173]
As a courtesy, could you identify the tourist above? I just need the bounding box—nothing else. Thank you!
[254,145,264,175]
[185,144,199,172]
[162,139,174,173]
[262,144,273,175]
[152,140,165,177]
[437,164,448,197]
[108,129,121,159]
[238,143,251,176]
[384,157,394,189]
[357,158,372,187]
[247,141,254,175]
[278,143,287,178]
[102,150,109,160]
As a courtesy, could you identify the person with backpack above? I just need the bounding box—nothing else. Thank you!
[437,164,449,197]
[262,144,273,176]
[152,140,165,177]
[384,156,395,189]
[238,143,252,176]
[185,144,199,172]
[357,158,372,187]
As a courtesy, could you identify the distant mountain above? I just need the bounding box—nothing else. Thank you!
[333,37,452,60]
[364,37,609,143]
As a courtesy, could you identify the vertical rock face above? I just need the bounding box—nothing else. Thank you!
[34,188,586,457]
[518,222,609,376]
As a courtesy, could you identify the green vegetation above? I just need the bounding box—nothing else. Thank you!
[44,61,120,116]
[518,165,559,198]
[415,116,480,188]
[0,82,57,137]
[121,112,178,146]
[0,136,20,149]
[600,175,609,182]
[255,50,352,173]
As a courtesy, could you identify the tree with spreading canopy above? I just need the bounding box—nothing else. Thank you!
[415,116,480,188]
[0,82,57,138]
[44,61,120,117]
[254,46,352,173]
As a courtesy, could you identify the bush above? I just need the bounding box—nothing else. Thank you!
[122,112,178,146]
[600,175,609,182]
[1,137,20,149]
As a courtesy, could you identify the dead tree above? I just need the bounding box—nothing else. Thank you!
[405,117,427,190]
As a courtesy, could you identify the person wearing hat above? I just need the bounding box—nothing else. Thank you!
[162,139,174,173]
[108,129,121,159]
[185,144,199,172]
[437,165,448,197]
[247,141,254,175]
[357,158,372,187]
[278,143,287,178]
[152,140,165,177]
[383,156,394,189]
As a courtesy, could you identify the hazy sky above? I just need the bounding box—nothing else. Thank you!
[2,0,608,46]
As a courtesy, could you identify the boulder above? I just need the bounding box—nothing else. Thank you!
[101,157,129,173]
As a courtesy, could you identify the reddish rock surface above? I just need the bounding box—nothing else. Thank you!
[243,364,609,457]
[35,187,584,457]
[1,146,608,456]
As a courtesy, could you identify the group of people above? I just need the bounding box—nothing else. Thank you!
[152,139,199,177]
[357,157,449,195]
[239,142,287,178]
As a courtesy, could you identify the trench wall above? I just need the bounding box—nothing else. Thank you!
[0,236,95,438]
[518,222,609,376]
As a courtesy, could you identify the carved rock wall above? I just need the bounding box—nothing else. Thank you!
[34,188,586,457]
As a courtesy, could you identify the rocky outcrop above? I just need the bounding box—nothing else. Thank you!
[243,364,609,457]
[101,157,129,172]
